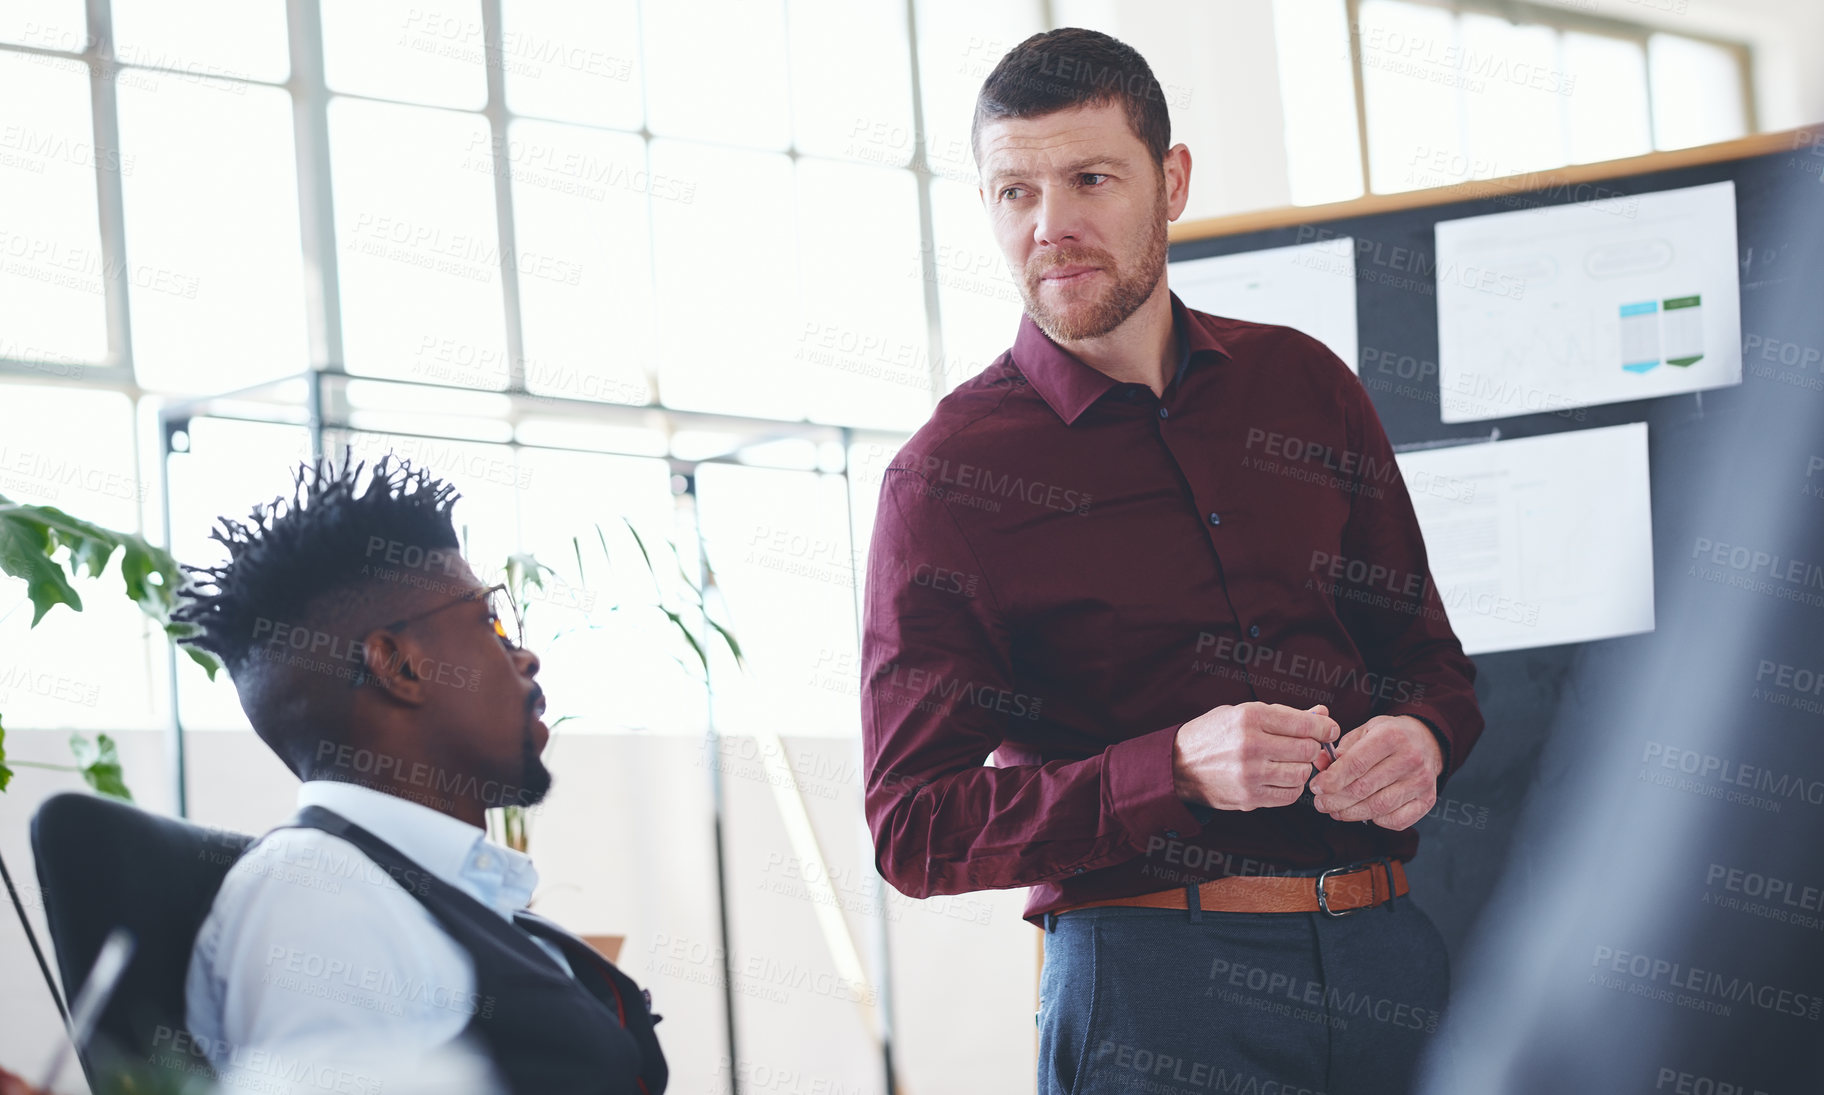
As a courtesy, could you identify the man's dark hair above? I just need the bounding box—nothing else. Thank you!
[972,27,1171,167]
[175,455,461,671]
[174,455,461,772]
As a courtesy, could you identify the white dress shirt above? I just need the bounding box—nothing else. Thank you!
[183,781,570,1084]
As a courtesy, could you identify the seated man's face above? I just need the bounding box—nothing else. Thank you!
[375,558,551,809]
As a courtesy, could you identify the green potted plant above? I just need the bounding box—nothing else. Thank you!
[0,492,225,1094]
[484,518,742,853]
[0,491,219,800]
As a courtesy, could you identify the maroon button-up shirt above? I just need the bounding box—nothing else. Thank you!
[860,293,1484,924]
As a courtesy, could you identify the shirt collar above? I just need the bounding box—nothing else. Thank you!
[297,780,539,921]
[1012,291,1231,426]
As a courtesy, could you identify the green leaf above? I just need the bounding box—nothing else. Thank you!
[0,714,12,794]
[66,532,114,581]
[164,618,220,679]
[9,500,128,568]
[180,638,223,680]
[0,516,85,624]
[499,516,744,705]
[504,552,552,599]
[117,534,176,617]
[666,538,703,602]
[617,517,652,573]
[706,614,745,666]
[610,518,744,672]
[1,492,210,706]
[69,732,132,802]
[0,494,186,628]
[659,606,708,673]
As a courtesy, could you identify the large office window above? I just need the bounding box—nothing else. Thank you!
[1273,0,1756,203]
[309,0,948,430]
[0,0,1765,736]
[0,0,1048,739]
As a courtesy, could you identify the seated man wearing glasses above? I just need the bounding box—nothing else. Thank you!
[172,456,666,1095]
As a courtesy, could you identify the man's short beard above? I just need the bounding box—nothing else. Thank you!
[1020,182,1169,343]
[517,729,552,807]
[481,718,552,809]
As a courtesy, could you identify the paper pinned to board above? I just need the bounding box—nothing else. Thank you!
[1434,180,1742,423]
[1398,421,1654,655]
[1170,236,1359,370]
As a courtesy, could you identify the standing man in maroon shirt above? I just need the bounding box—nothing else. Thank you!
[860,27,1484,1095]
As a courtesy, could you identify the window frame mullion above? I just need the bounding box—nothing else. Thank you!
[285,0,344,384]
[85,0,134,379]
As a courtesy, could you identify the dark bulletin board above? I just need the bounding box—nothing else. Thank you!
[1167,133,1824,1087]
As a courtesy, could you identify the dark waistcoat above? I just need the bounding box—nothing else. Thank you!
[272,805,668,1094]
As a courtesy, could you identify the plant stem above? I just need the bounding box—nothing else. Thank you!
[0,846,69,1025]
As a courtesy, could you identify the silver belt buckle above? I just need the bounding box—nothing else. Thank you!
[1316,862,1373,917]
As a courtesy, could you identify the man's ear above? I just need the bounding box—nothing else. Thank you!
[359,629,427,705]
[1163,143,1192,222]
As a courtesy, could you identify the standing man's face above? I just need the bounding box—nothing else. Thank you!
[976,100,1190,343]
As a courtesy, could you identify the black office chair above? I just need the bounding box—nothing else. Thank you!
[30,791,252,1087]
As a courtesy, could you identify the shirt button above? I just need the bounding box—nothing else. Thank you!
[475,852,494,870]
[1208,512,1221,526]
[1248,624,1260,638]
[1073,867,1085,875]
[1158,407,1170,419]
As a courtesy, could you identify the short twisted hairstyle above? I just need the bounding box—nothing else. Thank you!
[174,454,461,673]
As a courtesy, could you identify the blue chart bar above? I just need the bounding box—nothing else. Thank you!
[1619,300,1661,373]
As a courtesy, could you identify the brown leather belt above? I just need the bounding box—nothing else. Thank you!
[1052,859,1407,918]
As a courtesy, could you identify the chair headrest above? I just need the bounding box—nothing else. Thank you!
[30,792,253,1083]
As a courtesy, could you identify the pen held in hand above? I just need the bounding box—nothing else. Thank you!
[1305,725,1370,825]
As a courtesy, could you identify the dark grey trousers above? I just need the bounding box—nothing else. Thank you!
[1037,889,1450,1095]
